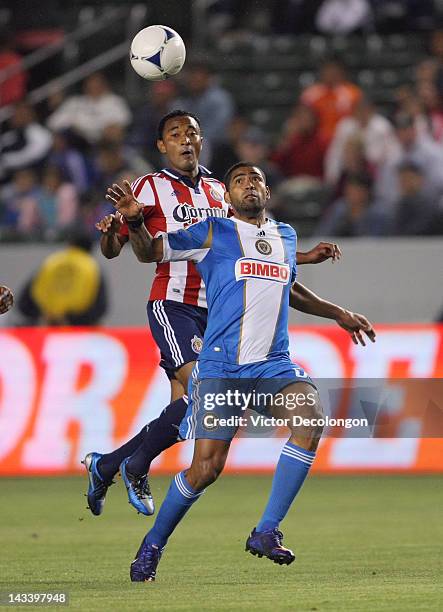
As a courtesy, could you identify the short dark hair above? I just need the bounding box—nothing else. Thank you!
[157,110,201,140]
[397,160,423,175]
[68,231,93,252]
[345,172,373,190]
[223,162,267,188]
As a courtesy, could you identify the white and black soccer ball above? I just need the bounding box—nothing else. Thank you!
[130,25,186,81]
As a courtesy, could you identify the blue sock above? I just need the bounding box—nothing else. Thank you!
[256,442,315,532]
[146,471,204,548]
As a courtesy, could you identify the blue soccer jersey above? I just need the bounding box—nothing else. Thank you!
[161,217,297,365]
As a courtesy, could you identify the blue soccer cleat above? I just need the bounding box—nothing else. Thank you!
[245,527,295,565]
[120,458,155,516]
[130,536,164,582]
[82,452,113,516]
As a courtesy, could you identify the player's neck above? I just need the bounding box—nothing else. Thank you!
[233,211,267,227]
[169,163,200,184]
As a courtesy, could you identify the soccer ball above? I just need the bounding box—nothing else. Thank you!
[130,25,186,81]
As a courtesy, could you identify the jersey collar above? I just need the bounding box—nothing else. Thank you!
[162,165,211,191]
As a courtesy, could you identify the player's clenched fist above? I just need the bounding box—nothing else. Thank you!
[0,285,14,314]
[105,180,143,221]
[95,213,123,235]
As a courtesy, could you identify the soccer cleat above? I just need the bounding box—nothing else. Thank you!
[130,536,163,582]
[245,527,295,565]
[82,452,113,516]
[120,459,155,516]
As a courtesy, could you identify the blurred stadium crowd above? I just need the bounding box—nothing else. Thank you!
[2,0,443,241]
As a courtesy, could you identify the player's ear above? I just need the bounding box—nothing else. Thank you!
[266,186,271,200]
[224,190,232,205]
[157,138,166,154]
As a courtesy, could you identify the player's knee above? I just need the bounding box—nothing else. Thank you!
[307,399,325,439]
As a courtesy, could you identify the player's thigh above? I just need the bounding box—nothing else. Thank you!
[175,360,196,391]
[270,382,323,451]
[269,382,322,421]
[170,378,186,402]
[147,299,206,383]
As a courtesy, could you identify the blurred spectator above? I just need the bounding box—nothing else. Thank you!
[416,81,443,143]
[47,72,131,144]
[325,97,395,185]
[0,169,41,237]
[0,166,78,239]
[271,104,327,179]
[300,56,362,142]
[329,134,373,200]
[16,232,108,326]
[234,126,281,188]
[93,142,136,192]
[391,161,436,235]
[0,29,27,107]
[316,0,372,35]
[129,81,178,166]
[0,102,52,183]
[315,173,388,236]
[174,60,235,164]
[35,166,78,239]
[428,29,443,65]
[101,124,152,178]
[376,112,443,209]
[47,130,93,195]
[211,115,250,180]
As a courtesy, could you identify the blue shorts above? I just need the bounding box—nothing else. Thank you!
[179,358,316,440]
[147,300,207,380]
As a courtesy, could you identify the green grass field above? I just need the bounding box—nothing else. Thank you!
[0,475,441,611]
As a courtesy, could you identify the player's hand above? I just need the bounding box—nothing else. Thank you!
[105,180,142,221]
[336,310,376,346]
[95,213,123,235]
[0,285,14,314]
[297,242,341,265]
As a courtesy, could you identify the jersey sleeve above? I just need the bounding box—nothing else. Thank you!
[290,227,297,282]
[291,259,297,283]
[161,219,213,263]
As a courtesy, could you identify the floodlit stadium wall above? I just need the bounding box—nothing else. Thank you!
[1,238,442,327]
[1,324,442,476]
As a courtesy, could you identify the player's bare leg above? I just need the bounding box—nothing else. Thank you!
[246,382,323,565]
[185,438,231,490]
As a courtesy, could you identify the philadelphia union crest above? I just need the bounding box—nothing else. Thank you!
[191,335,203,353]
[255,239,272,256]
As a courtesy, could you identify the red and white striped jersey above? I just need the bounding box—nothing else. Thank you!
[119,166,229,308]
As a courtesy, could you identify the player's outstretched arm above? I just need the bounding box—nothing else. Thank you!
[105,180,163,262]
[95,214,126,259]
[297,242,341,264]
[289,281,376,346]
[0,285,14,314]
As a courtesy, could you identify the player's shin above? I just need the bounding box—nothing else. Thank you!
[145,471,204,548]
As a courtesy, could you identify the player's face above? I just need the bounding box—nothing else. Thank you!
[157,116,202,174]
[225,166,270,216]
